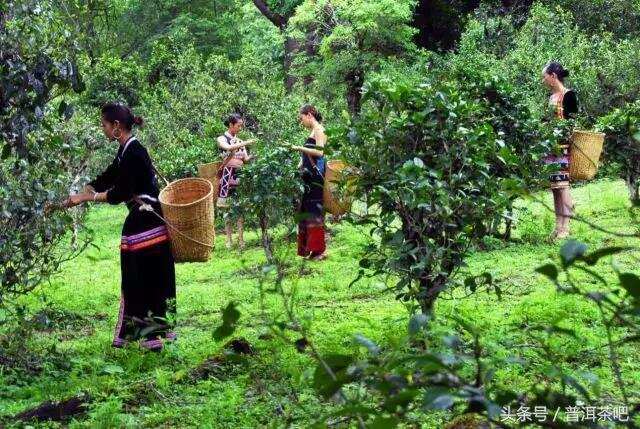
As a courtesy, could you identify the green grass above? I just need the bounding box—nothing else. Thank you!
[1,179,639,428]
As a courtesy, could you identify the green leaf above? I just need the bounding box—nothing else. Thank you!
[619,273,640,300]
[560,240,587,266]
[383,389,419,412]
[313,354,354,398]
[58,100,67,117]
[408,313,429,336]
[423,387,454,410]
[354,334,380,356]
[562,375,591,401]
[261,265,276,274]
[583,247,631,265]
[536,264,558,281]
[221,302,240,324]
[213,302,240,341]
[213,324,234,340]
[369,416,399,429]
[1,144,11,160]
[101,364,124,375]
[359,258,372,269]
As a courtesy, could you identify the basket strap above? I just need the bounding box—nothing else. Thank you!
[152,165,170,187]
[132,196,215,249]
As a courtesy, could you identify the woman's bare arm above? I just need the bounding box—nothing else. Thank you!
[218,136,254,151]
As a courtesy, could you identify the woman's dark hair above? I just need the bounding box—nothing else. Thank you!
[544,62,570,82]
[300,104,323,123]
[224,113,243,127]
[101,102,144,130]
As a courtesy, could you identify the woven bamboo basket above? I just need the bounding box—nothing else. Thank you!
[323,160,355,216]
[197,161,222,200]
[159,178,215,263]
[569,130,605,181]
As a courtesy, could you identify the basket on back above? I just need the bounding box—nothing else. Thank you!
[570,130,605,181]
[159,178,215,263]
[323,160,355,216]
[197,161,223,199]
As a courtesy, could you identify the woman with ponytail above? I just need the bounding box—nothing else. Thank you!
[289,105,327,260]
[63,102,176,351]
[542,62,579,240]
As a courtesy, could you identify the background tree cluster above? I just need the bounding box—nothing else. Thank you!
[4,0,640,318]
[3,0,640,426]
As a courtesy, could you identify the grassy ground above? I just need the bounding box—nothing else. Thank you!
[1,179,639,428]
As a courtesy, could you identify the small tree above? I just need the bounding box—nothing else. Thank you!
[289,0,417,115]
[598,102,640,205]
[343,73,550,315]
[233,88,305,263]
[236,144,301,263]
[1,1,91,306]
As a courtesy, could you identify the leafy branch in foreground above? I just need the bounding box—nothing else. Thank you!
[212,235,640,428]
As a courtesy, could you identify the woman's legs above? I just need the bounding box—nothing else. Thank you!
[225,217,233,249]
[552,188,562,236]
[551,187,572,238]
[224,216,244,250]
[559,188,573,235]
[237,217,244,249]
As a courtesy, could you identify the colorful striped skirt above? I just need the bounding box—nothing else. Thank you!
[217,166,239,208]
[544,145,570,189]
[113,203,176,350]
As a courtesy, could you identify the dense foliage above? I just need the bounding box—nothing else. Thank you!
[0,1,93,306]
[3,0,640,426]
[598,102,640,204]
[342,73,555,315]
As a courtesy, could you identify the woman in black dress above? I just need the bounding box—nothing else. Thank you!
[542,62,579,239]
[64,102,176,351]
[290,105,327,260]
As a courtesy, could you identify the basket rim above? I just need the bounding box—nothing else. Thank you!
[572,129,606,137]
[159,177,213,208]
[197,161,223,169]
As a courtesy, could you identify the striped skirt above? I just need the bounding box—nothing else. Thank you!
[544,144,570,189]
[113,204,176,350]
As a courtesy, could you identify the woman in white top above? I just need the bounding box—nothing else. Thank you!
[217,113,254,249]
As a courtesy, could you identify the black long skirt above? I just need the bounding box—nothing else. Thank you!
[297,170,326,257]
[112,202,176,350]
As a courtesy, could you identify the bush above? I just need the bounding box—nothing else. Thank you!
[1,2,92,306]
[342,72,552,315]
[597,101,640,204]
[460,4,640,122]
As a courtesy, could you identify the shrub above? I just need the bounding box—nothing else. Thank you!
[342,72,552,315]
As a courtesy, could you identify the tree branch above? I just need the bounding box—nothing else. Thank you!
[252,0,287,29]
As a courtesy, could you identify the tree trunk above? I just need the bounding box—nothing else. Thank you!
[251,0,298,92]
[503,202,514,240]
[302,29,318,87]
[627,174,640,206]
[284,36,300,92]
[418,278,439,317]
[259,215,274,264]
[345,69,363,116]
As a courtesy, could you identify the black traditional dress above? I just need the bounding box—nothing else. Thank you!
[89,136,176,350]
[297,137,326,257]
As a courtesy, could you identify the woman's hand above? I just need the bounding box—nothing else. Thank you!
[63,193,90,208]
